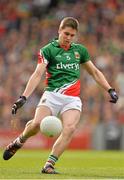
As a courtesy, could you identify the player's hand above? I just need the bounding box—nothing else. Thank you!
[108,88,118,103]
[12,96,27,115]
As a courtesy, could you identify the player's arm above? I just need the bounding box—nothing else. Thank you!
[22,63,46,98]
[82,60,111,91]
[82,60,118,103]
[12,63,46,114]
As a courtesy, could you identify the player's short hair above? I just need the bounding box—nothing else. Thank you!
[59,17,79,31]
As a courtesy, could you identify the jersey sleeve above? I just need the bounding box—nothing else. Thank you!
[37,46,50,64]
[79,45,90,64]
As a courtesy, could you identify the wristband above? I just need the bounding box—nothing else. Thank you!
[20,96,27,101]
[108,88,115,93]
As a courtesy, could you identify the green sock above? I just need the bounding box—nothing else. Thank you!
[46,154,58,166]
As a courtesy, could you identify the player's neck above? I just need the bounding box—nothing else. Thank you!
[60,43,70,50]
[58,40,70,50]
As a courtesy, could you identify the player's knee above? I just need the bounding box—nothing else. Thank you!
[63,125,76,136]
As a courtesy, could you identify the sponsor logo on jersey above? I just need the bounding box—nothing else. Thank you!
[56,62,79,70]
[74,51,80,59]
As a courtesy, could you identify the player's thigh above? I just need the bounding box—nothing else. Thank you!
[33,105,52,124]
[61,109,81,129]
[38,91,62,116]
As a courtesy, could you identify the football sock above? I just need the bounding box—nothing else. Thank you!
[19,134,27,143]
[15,134,27,145]
[44,154,58,167]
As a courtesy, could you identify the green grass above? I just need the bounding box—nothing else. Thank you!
[0,149,124,179]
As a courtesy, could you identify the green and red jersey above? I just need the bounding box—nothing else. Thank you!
[38,39,90,97]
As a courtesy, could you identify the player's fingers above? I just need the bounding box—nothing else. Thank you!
[109,99,116,103]
[12,108,16,114]
[12,104,17,114]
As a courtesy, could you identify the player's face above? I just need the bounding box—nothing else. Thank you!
[58,27,77,46]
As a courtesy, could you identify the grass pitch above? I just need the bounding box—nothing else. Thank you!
[0,149,124,179]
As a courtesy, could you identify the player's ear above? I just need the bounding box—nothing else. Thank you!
[58,27,62,34]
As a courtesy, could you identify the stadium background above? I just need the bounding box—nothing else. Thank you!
[0,0,124,150]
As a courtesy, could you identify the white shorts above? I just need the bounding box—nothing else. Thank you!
[37,91,82,116]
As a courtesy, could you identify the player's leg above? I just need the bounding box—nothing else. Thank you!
[22,106,52,139]
[42,109,81,174]
[51,109,81,157]
[3,106,51,160]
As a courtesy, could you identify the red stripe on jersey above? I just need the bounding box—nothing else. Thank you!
[37,52,44,64]
[45,69,51,85]
[63,80,81,97]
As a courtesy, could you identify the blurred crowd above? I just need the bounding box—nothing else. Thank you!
[0,0,124,130]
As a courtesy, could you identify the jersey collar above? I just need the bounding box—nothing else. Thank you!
[51,39,73,50]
